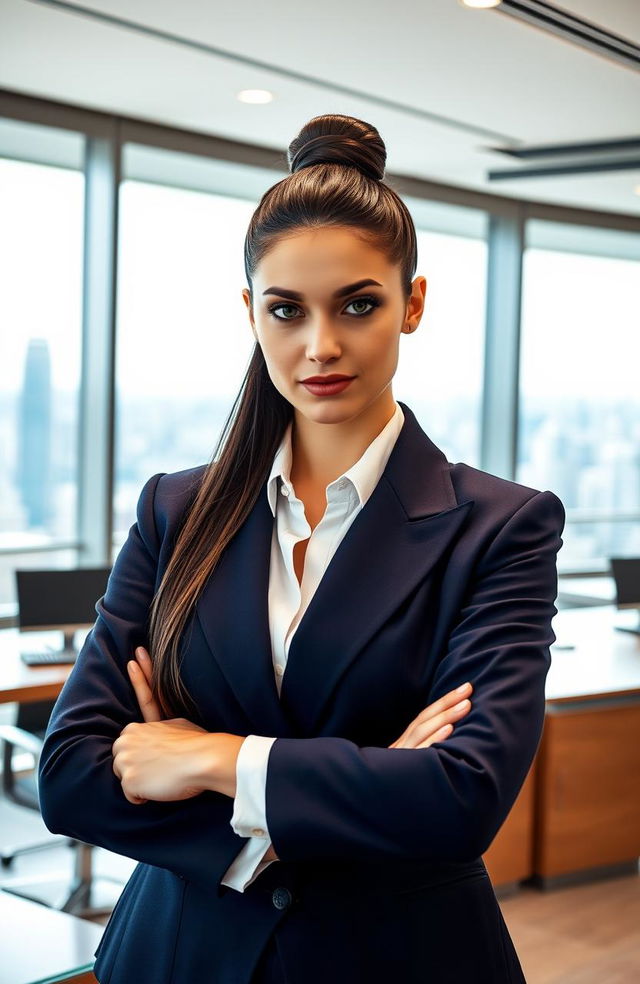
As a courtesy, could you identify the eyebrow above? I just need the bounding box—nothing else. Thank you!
[261,278,383,301]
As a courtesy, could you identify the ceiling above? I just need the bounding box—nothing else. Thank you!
[1,0,639,216]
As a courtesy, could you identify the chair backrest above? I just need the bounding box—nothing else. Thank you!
[610,557,640,608]
[15,699,56,738]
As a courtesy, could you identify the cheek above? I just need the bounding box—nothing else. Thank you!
[258,335,296,381]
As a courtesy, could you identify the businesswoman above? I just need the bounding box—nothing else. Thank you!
[38,113,565,984]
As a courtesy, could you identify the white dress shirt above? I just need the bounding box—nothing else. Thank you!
[221,400,406,891]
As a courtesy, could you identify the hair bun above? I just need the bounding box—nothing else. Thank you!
[288,114,386,182]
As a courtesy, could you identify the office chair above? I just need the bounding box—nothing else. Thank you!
[0,694,126,918]
[0,695,127,918]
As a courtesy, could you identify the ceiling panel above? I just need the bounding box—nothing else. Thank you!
[0,0,638,216]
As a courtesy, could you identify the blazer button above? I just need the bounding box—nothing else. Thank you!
[272,886,292,910]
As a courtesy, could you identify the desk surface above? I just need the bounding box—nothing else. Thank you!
[0,631,88,705]
[0,889,102,984]
[548,606,640,702]
[1,609,639,708]
[557,575,616,606]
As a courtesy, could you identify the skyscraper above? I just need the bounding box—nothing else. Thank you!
[17,337,52,528]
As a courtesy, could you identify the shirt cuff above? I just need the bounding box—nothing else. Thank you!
[229,734,277,838]
[220,837,277,892]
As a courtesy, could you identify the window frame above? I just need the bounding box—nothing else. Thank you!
[1,87,639,625]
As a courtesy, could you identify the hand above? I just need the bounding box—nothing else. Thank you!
[112,713,214,804]
[120,647,244,803]
[388,682,473,749]
[113,647,209,804]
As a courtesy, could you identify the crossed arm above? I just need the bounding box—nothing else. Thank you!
[117,646,477,866]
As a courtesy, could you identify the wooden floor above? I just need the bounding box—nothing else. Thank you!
[498,872,640,983]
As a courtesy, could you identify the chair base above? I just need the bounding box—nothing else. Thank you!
[1,872,125,919]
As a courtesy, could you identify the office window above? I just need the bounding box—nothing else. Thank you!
[113,144,280,549]
[0,120,84,609]
[397,199,487,467]
[518,220,640,573]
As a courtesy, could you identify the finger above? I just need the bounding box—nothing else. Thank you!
[392,698,472,749]
[132,648,163,720]
[415,723,454,749]
[410,699,471,744]
[389,722,454,750]
[127,660,163,722]
[390,683,473,747]
[134,646,153,688]
[415,682,473,727]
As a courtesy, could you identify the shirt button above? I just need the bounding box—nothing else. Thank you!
[280,485,290,496]
[275,664,284,676]
[251,827,266,837]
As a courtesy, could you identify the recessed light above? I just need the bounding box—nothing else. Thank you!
[237,89,274,105]
[459,0,502,8]
[634,184,640,196]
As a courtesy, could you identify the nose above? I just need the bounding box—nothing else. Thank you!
[304,316,342,363]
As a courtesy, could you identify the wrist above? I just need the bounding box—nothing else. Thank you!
[193,733,245,798]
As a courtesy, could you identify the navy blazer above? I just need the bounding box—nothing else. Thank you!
[38,400,565,984]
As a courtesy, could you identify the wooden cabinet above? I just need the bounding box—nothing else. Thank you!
[534,702,640,879]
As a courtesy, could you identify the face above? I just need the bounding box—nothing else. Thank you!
[242,226,426,427]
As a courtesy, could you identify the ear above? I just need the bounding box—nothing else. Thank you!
[405,275,427,330]
[242,288,257,340]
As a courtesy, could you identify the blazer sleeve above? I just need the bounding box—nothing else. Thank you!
[264,489,566,864]
[37,472,249,896]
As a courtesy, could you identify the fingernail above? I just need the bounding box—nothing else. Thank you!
[136,648,147,659]
[128,661,137,673]
[454,699,470,710]
[456,682,471,693]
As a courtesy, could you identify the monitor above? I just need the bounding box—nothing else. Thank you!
[15,566,112,653]
[609,557,640,635]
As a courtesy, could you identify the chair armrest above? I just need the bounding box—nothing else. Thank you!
[0,724,44,761]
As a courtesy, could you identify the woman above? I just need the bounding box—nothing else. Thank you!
[38,113,565,984]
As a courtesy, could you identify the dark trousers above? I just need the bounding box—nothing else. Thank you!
[250,932,287,983]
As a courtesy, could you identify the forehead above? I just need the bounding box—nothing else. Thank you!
[254,226,398,288]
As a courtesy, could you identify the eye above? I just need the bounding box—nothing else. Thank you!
[267,295,382,322]
[267,302,300,321]
[344,296,381,316]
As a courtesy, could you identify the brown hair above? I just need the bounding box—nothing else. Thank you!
[147,113,418,718]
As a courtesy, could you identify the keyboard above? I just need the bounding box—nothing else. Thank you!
[20,648,78,666]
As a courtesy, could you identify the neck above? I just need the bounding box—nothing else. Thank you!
[290,388,397,490]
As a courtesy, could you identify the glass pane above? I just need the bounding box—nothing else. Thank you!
[394,218,487,467]
[0,132,84,608]
[518,221,640,573]
[114,174,257,545]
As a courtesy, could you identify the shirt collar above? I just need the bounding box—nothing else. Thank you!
[267,401,405,517]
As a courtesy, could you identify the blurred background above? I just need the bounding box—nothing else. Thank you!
[0,2,638,983]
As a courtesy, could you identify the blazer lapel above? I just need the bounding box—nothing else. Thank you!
[195,401,474,737]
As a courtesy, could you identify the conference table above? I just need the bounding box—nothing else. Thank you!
[483,604,640,890]
[0,890,101,984]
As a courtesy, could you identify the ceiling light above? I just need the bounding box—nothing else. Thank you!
[634,185,640,196]
[237,89,274,105]
[459,0,502,8]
